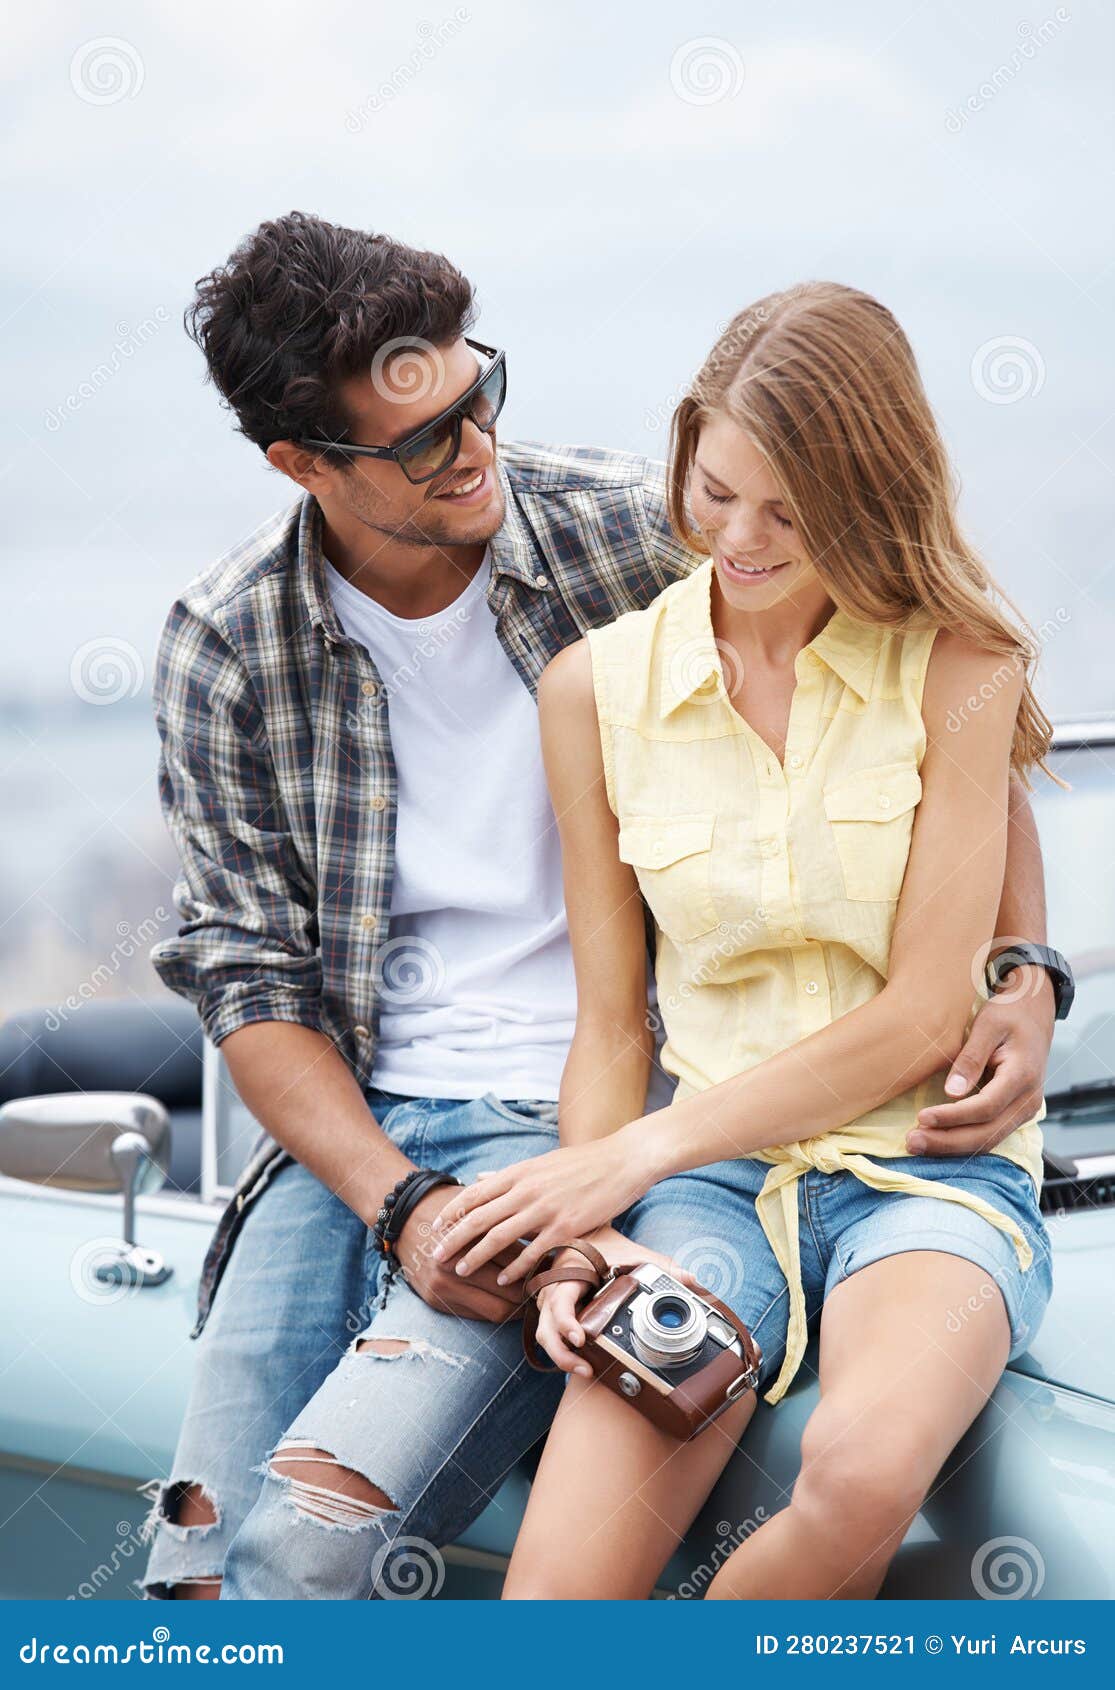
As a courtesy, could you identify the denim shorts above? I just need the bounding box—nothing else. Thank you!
[620,1150,1054,1396]
[143,1090,1052,1599]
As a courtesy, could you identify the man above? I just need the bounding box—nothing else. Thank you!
[143,212,1060,1599]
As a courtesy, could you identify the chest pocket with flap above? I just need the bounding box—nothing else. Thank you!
[616,814,718,944]
[823,762,922,903]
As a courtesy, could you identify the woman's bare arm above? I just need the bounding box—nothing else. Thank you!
[537,639,655,1147]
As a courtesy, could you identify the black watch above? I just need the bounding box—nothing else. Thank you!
[985,944,1075,1022]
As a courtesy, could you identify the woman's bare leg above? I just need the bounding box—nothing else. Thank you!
[502,1377,754,1600]
[707,1250,1011,1599]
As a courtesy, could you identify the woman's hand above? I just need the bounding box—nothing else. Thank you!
[430,1133,653,1286]
[534,1278,596,1376]
[533,1232,701,1376]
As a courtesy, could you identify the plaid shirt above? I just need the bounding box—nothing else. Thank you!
[152,441,698,1328]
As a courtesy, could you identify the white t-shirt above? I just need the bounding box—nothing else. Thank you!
[323,550,575,1100]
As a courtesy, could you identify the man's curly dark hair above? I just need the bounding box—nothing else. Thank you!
[185,210,476,460]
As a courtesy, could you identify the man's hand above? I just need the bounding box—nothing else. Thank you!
[393,1186,526,1323]
[907,967,1055,1157]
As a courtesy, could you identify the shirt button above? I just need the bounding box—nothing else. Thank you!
[534,573,549,588]
[354,1024,370,1038]
[788,754,803,771]
[370,794,388,812]
[804,980,819,995]
[878,794,892,810]
[362,681,379,698]
[361,914,377,931]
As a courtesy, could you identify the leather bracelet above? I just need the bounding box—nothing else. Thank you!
[371,1168,460,1307]
[372,1167,461,1257]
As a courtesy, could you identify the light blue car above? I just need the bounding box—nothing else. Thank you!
[2,722,1114,1601]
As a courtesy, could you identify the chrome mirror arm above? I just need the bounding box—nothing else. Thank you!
[94,1130,173,1289]
[110,1130,148,1247]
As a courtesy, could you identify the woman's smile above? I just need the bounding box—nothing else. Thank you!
[718,552,792,586]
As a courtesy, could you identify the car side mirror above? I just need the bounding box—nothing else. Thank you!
[0,1092,174,1287]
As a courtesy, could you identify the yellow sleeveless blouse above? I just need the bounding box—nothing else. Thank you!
[588,559,1043,1403]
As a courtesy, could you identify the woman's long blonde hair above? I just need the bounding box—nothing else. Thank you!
[667,282,1052,777]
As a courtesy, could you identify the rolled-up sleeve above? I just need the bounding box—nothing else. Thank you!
[150,598,324,1046]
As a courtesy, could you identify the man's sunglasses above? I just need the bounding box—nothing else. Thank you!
[300,339,507,487]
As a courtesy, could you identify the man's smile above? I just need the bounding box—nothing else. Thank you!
[431,466,494,506]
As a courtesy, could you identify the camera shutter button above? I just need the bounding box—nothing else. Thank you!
[618,1371,642,1398]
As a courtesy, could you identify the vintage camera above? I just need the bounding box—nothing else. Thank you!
[572,1262,761,1441]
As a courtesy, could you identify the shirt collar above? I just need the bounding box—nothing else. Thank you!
[658,560,728,718]
[805,611,884,702]
[658,557,885,717]
[488,457,545,586]
[297,496,346,645]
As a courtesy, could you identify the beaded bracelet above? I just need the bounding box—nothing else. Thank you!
[371,1167,461,1305]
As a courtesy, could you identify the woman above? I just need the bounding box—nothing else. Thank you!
[432,283,1054,1599]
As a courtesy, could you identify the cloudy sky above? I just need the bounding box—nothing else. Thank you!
[3,0,1112,710]
[1,0,1111,1010]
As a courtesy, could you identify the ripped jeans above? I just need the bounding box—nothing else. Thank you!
[142,1090,566,1599]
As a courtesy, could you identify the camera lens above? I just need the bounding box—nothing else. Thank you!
[630,1286,708,1368]
[652,1296,690,1330]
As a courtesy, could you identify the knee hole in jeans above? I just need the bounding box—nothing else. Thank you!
[268,1441,398,1527]
[148,1482,223,1599]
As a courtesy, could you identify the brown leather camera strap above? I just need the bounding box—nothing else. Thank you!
[522,1240,763,1386]
[522,1239,611,1372]
[524,1236,609,1298]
